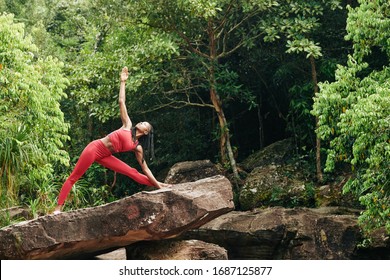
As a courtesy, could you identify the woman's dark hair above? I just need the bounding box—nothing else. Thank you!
[132,125,155,162]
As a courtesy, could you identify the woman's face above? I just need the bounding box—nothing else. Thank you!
[136,122,152,135]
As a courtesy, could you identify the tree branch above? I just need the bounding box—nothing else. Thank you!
[135,99,214,114]
[174,28,210,59]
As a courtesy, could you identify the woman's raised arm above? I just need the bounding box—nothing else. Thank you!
[119,67,132,129]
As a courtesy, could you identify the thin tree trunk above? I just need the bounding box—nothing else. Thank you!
[210,86,240,182]
[208,20,240,183]
[209,72,239,179]
[257,94,264,149]
[310,55,323,182]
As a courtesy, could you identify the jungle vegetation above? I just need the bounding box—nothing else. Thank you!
[0,0,388,239]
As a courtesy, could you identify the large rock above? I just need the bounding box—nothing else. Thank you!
[315,181,360,208]
[0,206,31,220]
[239,164,312,210]
[240,138,294,172]
[0,175,234,260]
[238,139,360,210]
[126,240,228,260]
[238,138,313,210]
[165,160,222,184]
[183,207,382,259]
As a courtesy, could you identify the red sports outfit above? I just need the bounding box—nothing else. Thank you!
[57,129,154,206]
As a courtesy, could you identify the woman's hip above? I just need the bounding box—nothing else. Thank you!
[82,139,112,159]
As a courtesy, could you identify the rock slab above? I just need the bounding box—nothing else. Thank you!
[0,175,233,259]
[184,207,367,259]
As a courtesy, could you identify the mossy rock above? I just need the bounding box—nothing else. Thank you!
[239,164,314,210]
[241,138,295,172]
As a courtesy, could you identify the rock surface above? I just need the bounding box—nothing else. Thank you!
[0,206,31,220]
[240,138,294,172]
[126,239,228,260]
[315,182,360,208]
[0,175,233,260]
[165,160,222,184]
[183,207,371,259]
[238,139,312,210]
[238,138,360,210]
[95,248,127,260]
[239,163,311,210]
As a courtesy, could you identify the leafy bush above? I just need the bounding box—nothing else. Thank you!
[0,13,69,211]
[312,1,390,236]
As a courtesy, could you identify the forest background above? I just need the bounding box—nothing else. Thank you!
[0,0,389,240]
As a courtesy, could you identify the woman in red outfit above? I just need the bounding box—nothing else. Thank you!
[53,67,169,214]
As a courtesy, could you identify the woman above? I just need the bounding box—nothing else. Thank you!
[53,67,168,214]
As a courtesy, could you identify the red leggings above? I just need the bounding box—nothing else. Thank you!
[57,139,154,205]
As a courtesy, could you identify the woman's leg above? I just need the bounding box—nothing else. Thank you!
[97,156,154,186]
[57,141,99,206]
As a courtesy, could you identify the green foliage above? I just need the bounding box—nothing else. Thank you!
[0,13,69,209]
[269,183,316,208]
[2,1,382,235]
[66,7,180,123]
[345,0,390,62]
[312,0,390,236]
[177,0,226,19]
[257,0,342,44]
[287,83,316,147]
[216,64,255,107]
[286,38,322,59]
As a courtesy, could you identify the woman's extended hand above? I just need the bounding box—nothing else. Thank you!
[158,182,172,188]
[120,66,128,82]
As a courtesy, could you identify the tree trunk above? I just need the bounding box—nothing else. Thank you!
[309,55,323,183]
[208,21,240,183]
[257,95,264,149]
[209,82,239,183]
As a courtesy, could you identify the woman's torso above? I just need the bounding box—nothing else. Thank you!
[103,129,138,153]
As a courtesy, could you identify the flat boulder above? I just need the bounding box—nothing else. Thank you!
[184,207,368,259]
[0,175,233,260]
